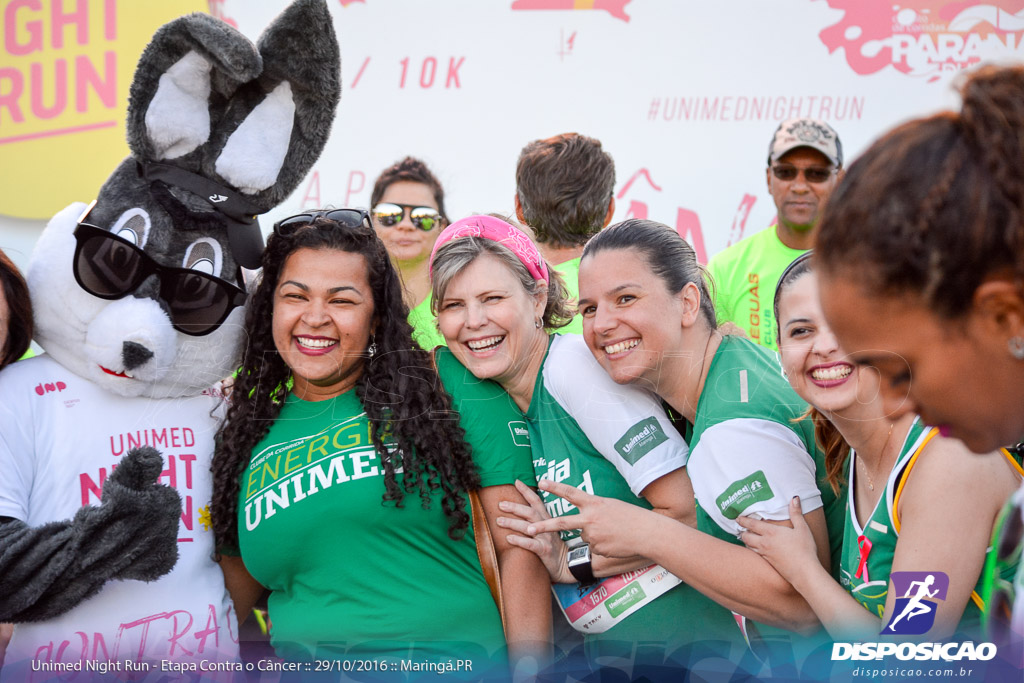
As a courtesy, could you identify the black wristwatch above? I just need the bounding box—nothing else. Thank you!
[567,543,597,585]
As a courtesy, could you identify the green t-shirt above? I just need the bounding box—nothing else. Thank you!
[674,335,846,651]
[551,256,582,336]
[706,225,805,352]
[434,346,536,487]
[408,292,446,351]
[237,376,527,664]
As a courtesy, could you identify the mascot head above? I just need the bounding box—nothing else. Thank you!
[27,0,340,399]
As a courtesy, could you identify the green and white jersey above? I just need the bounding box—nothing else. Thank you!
[526,335,722,641]
[844,420,1021,635]
[530,334,688,503]
[673,334,845,651]
[840,418,932,616]
[682,335,828,539]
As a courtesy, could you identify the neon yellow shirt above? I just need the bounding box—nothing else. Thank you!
[551,256,582,336]
[407,292,446,350]
[706,225,805,352]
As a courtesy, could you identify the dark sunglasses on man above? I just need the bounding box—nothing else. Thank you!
[370,203,444,231]
[72,202,247,337]
[771,165,835,184]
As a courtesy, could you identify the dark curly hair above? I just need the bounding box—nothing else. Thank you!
[816,65,1024,318]
[211,215,480,552]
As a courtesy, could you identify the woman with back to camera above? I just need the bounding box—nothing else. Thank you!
[210,210,549,671]
[813,64,1024,660]
[428,214,718,661]
[503,220,847,658]
[369,156,448,349]
[738,253,1020,641]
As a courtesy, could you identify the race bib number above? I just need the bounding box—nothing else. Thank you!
[552,564,682,634]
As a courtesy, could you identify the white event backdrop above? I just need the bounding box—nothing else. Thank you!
[3,0,1024,272]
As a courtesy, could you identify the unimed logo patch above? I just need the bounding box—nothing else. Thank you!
[606,583,647,618]
[716,470,773,519]
[507,421,530,447]
[883,571,949,635]
[614,417,668,465]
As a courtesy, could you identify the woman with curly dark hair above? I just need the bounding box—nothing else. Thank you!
[211,211,549,669]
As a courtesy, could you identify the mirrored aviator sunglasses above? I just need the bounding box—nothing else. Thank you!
[274,208,370,236]
[72,216,246,337]
[371,202,443,231]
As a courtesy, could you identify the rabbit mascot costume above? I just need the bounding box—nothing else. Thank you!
[0,0,339,674]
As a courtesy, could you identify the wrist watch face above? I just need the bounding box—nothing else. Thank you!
[567,543,596,585]
[568,544,591,565]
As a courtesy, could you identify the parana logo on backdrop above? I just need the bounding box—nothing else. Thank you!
[831,570,997,662]
[818,1,1024,82]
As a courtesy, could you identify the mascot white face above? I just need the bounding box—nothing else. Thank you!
[28,202,247,399]
[24,0,340,399]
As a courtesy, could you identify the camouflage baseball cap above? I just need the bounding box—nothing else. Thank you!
[768,118,843,168]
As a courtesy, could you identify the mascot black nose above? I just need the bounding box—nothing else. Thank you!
[122,341,154,370]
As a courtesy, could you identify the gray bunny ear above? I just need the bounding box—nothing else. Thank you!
[211,0,341,210]
[126,13,263,162]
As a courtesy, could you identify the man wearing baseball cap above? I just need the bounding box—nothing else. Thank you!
[706,118,843,351]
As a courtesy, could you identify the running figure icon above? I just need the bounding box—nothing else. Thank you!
[887,574,939,632]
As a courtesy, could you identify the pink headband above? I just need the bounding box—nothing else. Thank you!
[429,215,549,283]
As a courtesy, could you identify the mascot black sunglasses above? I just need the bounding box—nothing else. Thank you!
[72,219,247,337]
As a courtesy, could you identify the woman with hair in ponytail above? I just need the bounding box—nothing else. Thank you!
[209,211,549,670]
[812,64,1024,655]
[479,219,844,661]
[738,253,1020,641]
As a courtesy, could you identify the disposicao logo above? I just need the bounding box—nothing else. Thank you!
[831,570,998,663]
[883,571,947,635]
[818,1,1024,82]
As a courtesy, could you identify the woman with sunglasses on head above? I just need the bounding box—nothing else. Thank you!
[210,210,550,671]
[430,215,749,663]
[812,65,1024,659]
[504,220,848,659]
[369,157,449,350]
[738,253,1021,642]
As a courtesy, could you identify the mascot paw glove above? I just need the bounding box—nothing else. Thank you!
[101,447,183,582]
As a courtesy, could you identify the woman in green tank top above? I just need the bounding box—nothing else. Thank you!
[738,254,1021,641]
